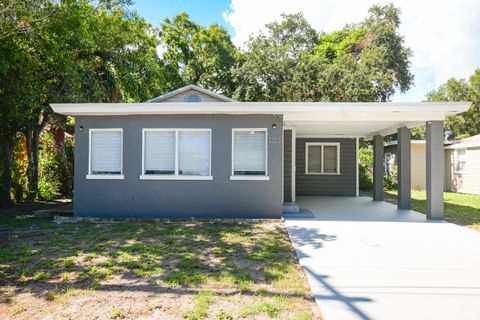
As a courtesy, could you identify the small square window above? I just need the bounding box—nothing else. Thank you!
[306,143,340,175]
[232,129,268,177]
[89,129,123,177]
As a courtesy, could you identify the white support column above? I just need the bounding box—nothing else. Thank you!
[397,127,411,210]
[373,135,384,201]
[426,121,444,220]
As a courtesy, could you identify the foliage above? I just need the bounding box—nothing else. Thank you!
[11,136,28,202]
[384,166,397,190]
[159,13,238,94]
[37,130,62,200]
[426,69,480,139]
[358,143,373,191]
[233,4,413,102]
[0,0,166,205]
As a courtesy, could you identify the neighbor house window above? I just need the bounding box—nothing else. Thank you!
[305,143,340,174]
[141,129,211,180]
[88,129,123,179]
[231,129,268,180]
[455,148,466,172]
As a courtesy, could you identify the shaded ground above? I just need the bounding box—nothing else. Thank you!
[0,200,71,217]
[363,189,480,231]
[0,210,321,319]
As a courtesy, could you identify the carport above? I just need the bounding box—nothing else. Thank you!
[282,102,471,219]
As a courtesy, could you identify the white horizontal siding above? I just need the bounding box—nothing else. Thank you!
[411,144,426,189]
[447,147,480,194]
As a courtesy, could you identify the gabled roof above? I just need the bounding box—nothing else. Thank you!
[144,84,235,103]
[445,133,480,149]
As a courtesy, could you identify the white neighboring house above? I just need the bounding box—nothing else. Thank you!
[384,140,429,189]
[384,134,480,194]
[445,134,480,195]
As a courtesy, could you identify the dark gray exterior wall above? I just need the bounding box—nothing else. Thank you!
[283,130,292,202]
[74,114,283,218]
[296,138,357,196]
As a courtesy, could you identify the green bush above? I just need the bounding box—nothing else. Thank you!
[358,143,373,191]
[11,135,28,202]
[384,166,398,190]
[38,130,62,200]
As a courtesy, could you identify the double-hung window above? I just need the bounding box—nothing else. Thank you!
[87,129,124,179]
[141,129,212,180]
[305,142,340,175]
[231,129,268,180]
[455,148,466,172]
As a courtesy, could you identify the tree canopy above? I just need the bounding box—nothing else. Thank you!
[159,12,238,95]
[427,69,480,139]
[232,4,413,102]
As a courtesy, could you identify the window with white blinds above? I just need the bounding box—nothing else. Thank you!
[89,129,123,176]
[178,131,210,176]
[306,143,340,174]
[232,129,267,176]
[142,129,211,179]
[144,131,175,174]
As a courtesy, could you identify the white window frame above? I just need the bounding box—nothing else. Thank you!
[230,128,269,181]
[140,128,212,180]
[454,148,467,173]
[305,142,341,175]
[87,128,124,180]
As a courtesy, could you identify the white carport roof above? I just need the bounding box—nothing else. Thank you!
[51,102,471,140]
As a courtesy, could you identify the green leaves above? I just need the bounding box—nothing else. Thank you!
[159,13,238,94]
[233,6,413,102]
[427,69,480,138]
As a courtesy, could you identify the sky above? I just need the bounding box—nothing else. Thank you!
[132,0,480,102]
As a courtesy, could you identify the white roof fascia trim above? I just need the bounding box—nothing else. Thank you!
[445,142,480,149]
[50,102,471,117]
[144,84,235,103]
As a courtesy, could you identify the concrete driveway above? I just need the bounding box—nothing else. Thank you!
[284,196,480,320]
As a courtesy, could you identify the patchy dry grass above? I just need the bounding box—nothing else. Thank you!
[0,215,321,319]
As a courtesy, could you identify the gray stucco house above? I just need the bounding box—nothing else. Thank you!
[51,85,470,219]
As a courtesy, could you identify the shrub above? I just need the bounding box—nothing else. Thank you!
[11,136,28,202]
[384,165,398,190]
[38,130,62,200]
[358,143,373,191]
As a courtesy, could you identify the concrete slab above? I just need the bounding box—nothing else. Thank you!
[285,196,480,320]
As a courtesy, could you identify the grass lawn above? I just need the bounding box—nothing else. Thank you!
[0,214,321,320]
[384,189,480,231]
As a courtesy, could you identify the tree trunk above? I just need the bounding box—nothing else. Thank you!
[51,115,71,197]
[23,110,49,201]
[24,125,40,201]
[0,132,15,208]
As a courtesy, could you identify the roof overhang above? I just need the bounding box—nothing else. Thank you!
[50,101,471,139]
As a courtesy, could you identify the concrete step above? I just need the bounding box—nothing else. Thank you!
[283,202,300,213]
